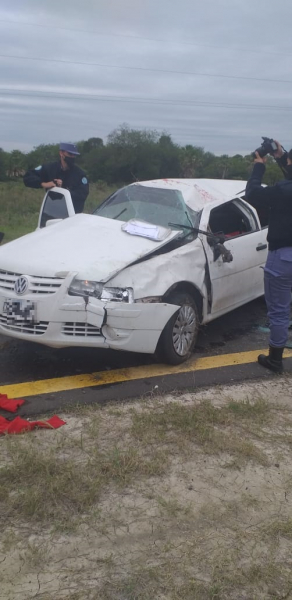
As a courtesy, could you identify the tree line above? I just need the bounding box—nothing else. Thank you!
[0,125,284,186]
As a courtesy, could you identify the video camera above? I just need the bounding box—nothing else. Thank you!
[252,137,279,159]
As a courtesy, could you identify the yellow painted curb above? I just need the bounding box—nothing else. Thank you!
[1,348,292,399]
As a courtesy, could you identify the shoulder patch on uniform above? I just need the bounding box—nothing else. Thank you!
[82,177,88,184]
[35,165,42,170]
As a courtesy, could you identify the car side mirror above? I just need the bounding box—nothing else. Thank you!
[0,232,4,244]
[208,232,233,263]
[213,242,233,263]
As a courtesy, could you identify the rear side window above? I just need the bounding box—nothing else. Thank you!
[40,191,69,228]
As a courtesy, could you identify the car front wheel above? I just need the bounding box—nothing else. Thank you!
[158,292,199,365]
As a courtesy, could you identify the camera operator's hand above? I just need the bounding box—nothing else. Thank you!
[254,151,266,164]
[273,140,284,159]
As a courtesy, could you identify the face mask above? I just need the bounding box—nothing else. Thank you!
[64,156,76,168]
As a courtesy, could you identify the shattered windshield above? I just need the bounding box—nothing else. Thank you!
[94,185,201,231]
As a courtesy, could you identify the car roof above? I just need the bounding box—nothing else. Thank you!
[131,178,247,211]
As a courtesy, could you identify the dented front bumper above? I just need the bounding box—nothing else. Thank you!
[0,273,179,354]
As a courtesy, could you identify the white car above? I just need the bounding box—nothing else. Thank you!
[0,179,268,364]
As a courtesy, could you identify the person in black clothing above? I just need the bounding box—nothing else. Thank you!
[245,141,292,373]
[23,142,89,213]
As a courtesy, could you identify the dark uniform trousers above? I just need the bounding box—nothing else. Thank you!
[264,249,292,347]
[246,161,292,349]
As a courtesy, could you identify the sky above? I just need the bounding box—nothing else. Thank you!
[0,0,292,155]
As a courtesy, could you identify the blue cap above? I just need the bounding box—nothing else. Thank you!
[59,142,80,156]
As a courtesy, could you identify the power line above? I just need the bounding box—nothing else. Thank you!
[0,18,288,58]
[1,87,292,112]
[1,53,292,85]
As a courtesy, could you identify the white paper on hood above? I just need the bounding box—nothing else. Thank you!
[121,219,172,241]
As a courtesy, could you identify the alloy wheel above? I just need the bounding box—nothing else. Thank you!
[172,304,197,356]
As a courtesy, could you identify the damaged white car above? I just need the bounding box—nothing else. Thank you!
[0,179,268,364]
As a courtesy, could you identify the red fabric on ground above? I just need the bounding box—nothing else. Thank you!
[0,416,8,434]
[0,394,25,413]
[0,415,66,435]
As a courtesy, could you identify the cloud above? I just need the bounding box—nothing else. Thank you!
[0,0,292,155]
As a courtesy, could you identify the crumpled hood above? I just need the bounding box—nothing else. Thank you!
[0,214,180,280]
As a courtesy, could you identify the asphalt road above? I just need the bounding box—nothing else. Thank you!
[1,296,292,417]
[0,299,267,385]
[0,297,269,386]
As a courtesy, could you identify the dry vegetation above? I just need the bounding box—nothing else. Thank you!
[1,378,292,599]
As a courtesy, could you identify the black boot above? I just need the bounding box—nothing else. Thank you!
[258,346,284,374]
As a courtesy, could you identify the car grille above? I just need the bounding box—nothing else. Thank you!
[0,270,64,295]
[0,314,48,335]
[62,322,102,337]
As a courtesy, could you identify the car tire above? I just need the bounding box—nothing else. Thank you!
[158,292,199,365]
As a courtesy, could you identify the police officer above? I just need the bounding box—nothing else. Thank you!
[23,142,89,213]
[246,141,292,374]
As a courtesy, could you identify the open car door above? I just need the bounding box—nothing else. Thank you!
[37,187,75,229]
[200,197,267,316]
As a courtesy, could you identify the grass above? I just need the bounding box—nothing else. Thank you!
[225,397,269,419]
[130,398,270,464]
[1,390,292,599]
[0,399,269,532]
[157,495,192,518]
[97,559,292,600]
[0,439,102,527]
[20,540,50,569]
[0,180,118,242]
[263,518,292,539]
[0,434,166,529]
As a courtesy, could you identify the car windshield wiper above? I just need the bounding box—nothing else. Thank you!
[169,221,224,241]
[112,208,127,220]
[169,222,233,263]
[169,222,194,231]
[168,210,195,232]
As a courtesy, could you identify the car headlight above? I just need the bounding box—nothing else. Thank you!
[101,287,134,303]
[68,279,134,303]
[69,280,103,297]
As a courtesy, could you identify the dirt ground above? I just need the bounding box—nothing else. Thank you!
[1,376,292,600]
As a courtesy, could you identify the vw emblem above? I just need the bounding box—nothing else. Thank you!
[14,276,29,295]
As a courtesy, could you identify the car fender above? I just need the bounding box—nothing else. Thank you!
[107,238,206,300]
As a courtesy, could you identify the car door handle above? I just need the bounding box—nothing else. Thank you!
[256,243,267,251]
